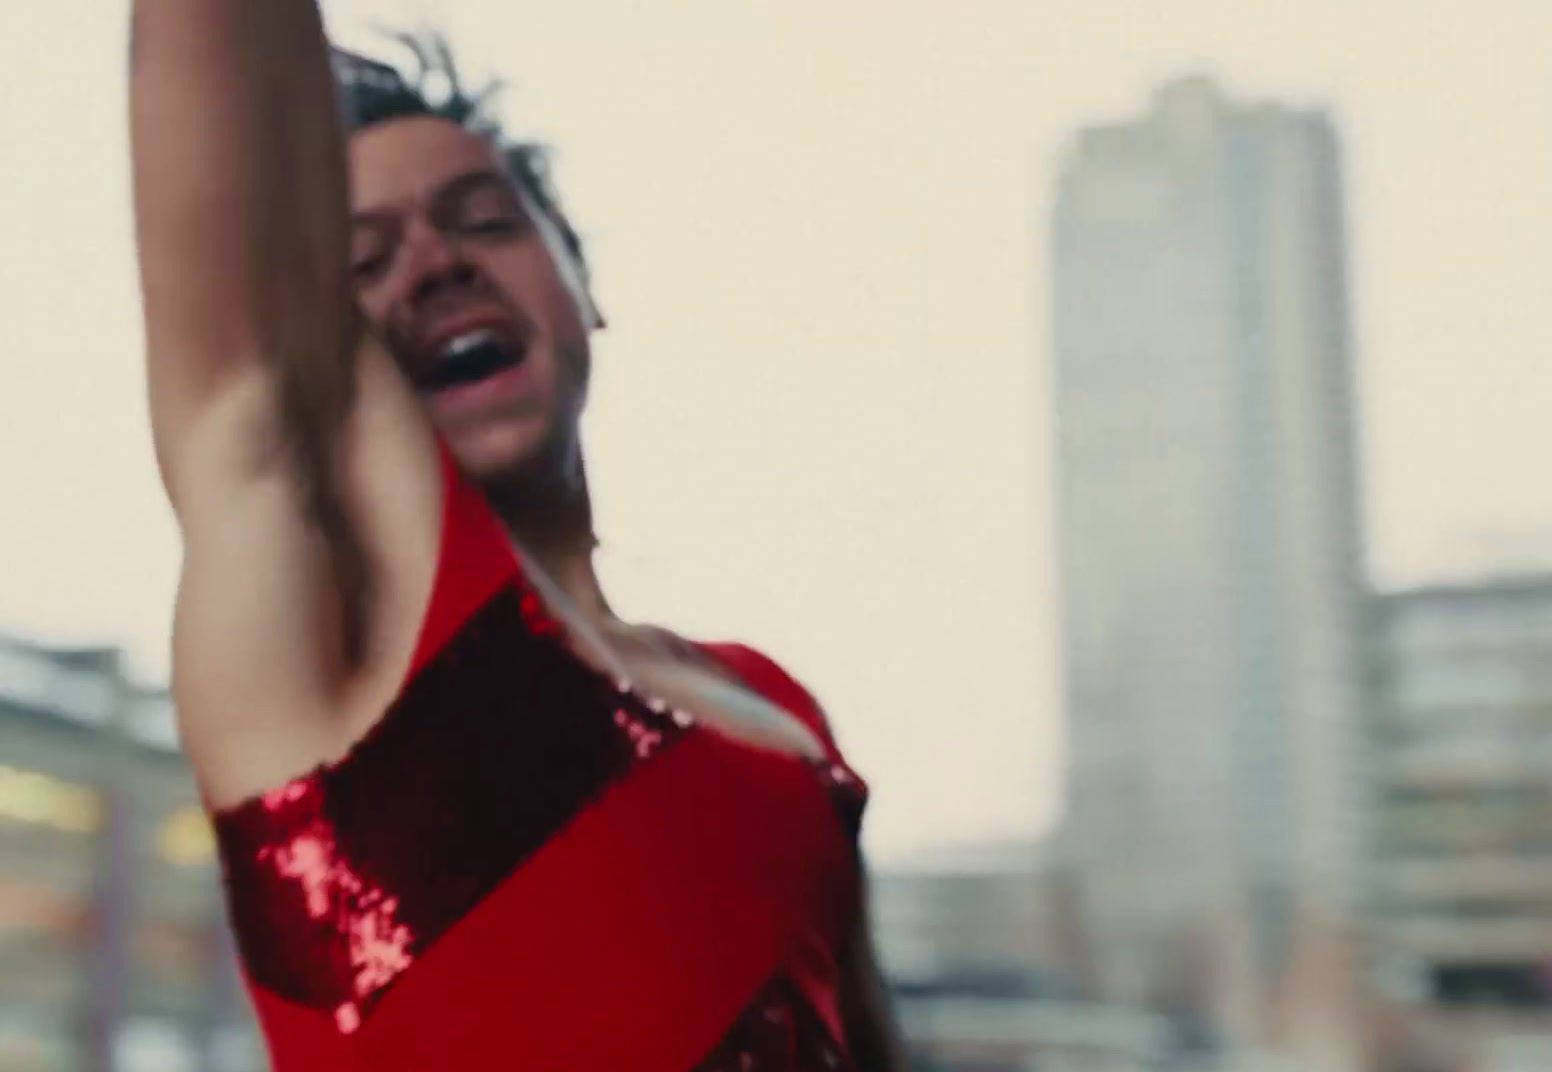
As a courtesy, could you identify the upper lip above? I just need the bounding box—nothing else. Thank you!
[407,310,531,387]
[418,310,527,356]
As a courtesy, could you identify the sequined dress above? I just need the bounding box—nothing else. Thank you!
[209,445,870,1072]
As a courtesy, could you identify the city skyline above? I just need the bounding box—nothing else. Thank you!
[1,1,1549,863]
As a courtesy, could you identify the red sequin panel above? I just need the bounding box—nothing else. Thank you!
[692,976,853,1072]
[247,779,416,1032]
[213,587,689,1026]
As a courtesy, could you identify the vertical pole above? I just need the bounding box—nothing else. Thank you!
[81,652,134,1072]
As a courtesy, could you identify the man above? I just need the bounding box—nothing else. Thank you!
[132,1,905,1067]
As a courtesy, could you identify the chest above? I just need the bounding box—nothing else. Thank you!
[515,561,829,763]
[605,634,829,763]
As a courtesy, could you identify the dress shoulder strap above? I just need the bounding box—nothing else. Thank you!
[404,439,523,679]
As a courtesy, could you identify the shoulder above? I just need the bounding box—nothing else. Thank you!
[692,641,838,749]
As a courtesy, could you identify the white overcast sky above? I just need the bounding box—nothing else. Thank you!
[0,1,1548,863]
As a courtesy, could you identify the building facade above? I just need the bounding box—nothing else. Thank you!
[1372,577,1552,1029]
[1049,76,1370,1060]
[871,842,1185,1071]
[0,636,259,1072]
[871,840,1083,995]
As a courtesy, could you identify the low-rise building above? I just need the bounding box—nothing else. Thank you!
[1371,576,1552,1010]
[0,635,258,1072]
[1368,576,1552,1070]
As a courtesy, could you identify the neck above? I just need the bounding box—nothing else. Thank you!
[484,446,613,624]
[529,543,612,624]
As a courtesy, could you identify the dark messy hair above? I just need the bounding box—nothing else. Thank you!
[331,33,591,284]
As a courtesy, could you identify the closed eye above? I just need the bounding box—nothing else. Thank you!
[351,254,391,282]
[459,214,528,238]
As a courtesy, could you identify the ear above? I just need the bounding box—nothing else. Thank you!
[516,184,602,333]
[563,262,605,334]
[579,290,606,333]
[560,249,604,332]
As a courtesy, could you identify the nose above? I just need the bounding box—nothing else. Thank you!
[400,217,479,307]
[411,258,480,308]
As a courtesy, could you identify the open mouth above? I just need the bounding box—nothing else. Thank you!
[421,329,528,392]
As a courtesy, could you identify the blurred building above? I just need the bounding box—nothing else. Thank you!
[0,635,258,1072]
[1049,76,1370,1064]
[872,840,1189,1071]
[872,839,1082,995]
[1368,576,1552,1065]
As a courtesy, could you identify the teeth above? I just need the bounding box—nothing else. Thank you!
[441,329,501,360]
[424,327,524,390]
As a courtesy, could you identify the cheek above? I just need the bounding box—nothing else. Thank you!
[352,281,397,333]
[492,248,587,332]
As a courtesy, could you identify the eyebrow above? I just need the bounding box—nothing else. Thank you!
[351,169,518,228]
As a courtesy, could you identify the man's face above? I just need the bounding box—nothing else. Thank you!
[348,116,593,483]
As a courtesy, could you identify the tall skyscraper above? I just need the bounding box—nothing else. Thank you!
[1049,76,1369,1061]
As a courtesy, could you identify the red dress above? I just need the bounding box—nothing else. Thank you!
[210,446,869,1071]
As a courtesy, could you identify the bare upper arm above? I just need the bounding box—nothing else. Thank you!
[130,0,357,507]
[167,348,445,806]
[132,0,267,494]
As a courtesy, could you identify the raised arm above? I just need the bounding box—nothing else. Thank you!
[131,0,357,500]
[131,0,372,660]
